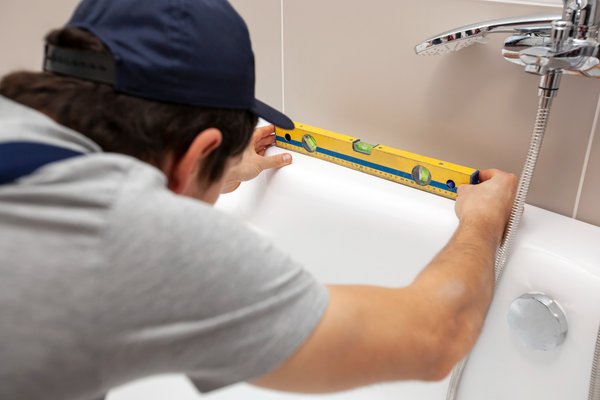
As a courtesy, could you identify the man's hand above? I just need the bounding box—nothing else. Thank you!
[455,169,518,243]
[222,125,293,193]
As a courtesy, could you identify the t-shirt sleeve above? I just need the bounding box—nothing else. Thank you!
[99,185,329,393]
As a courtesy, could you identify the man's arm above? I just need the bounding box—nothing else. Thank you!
[252,169,517,393]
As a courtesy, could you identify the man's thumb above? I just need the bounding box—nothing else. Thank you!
[260,153,293,170]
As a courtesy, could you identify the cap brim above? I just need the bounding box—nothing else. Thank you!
[252,99,295,130]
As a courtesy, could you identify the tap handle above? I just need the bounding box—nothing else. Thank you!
[416,14,561,55]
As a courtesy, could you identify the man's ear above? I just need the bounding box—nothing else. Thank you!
[168,128,222,194]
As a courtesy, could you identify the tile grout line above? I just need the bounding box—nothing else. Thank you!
[572,92,600,219]
[280,0,286,113]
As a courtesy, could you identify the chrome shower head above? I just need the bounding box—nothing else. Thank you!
[415,15,559,55]
[416,35,486,56]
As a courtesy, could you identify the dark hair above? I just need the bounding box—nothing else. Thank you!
[0,27,257,183]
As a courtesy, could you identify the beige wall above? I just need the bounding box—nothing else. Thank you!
[1,1,598,226]
[0,0,80,77]
[231,0,600,227]
[228,0,283,111]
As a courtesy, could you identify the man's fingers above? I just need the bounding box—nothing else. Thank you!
[479,169,518,191]
[253,125,276,151]
[256,134,276,150]
[259,153,293,170]
[478,169,503,182]
[254,124,276,140]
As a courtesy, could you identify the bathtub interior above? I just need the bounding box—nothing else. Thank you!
[108,147,600,400]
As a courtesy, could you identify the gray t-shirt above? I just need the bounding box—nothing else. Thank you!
[0,96,328,400]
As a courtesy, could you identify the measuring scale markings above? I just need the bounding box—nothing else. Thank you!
[278,137,453,193]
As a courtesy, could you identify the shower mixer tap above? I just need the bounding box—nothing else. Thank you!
[415,2,600,400]
[416,1,600,81]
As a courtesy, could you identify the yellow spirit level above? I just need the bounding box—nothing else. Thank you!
[275,123,479,200]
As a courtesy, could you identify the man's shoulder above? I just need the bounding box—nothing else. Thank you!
[105,156,248,248]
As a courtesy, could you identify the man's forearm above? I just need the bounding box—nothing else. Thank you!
[410,217,503,370]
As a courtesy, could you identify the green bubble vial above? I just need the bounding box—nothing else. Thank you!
[302,134,318,153]
[412,165,432,186]
[353,141,376,155]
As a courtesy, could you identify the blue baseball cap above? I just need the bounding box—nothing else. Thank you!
[44,0,293,130]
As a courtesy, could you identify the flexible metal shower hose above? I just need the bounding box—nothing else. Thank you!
[590,323,600,400]
[494,100,552,280]
[445,94,555,400]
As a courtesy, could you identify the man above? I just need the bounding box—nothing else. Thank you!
[0,0,517,399]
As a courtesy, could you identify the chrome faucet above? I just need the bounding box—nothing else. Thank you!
[415,2,600,400]
[416,1,600,80]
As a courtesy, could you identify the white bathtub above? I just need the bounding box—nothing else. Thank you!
[108,147,600,400]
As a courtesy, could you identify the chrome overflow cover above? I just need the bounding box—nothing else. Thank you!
[507,293,568,351]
